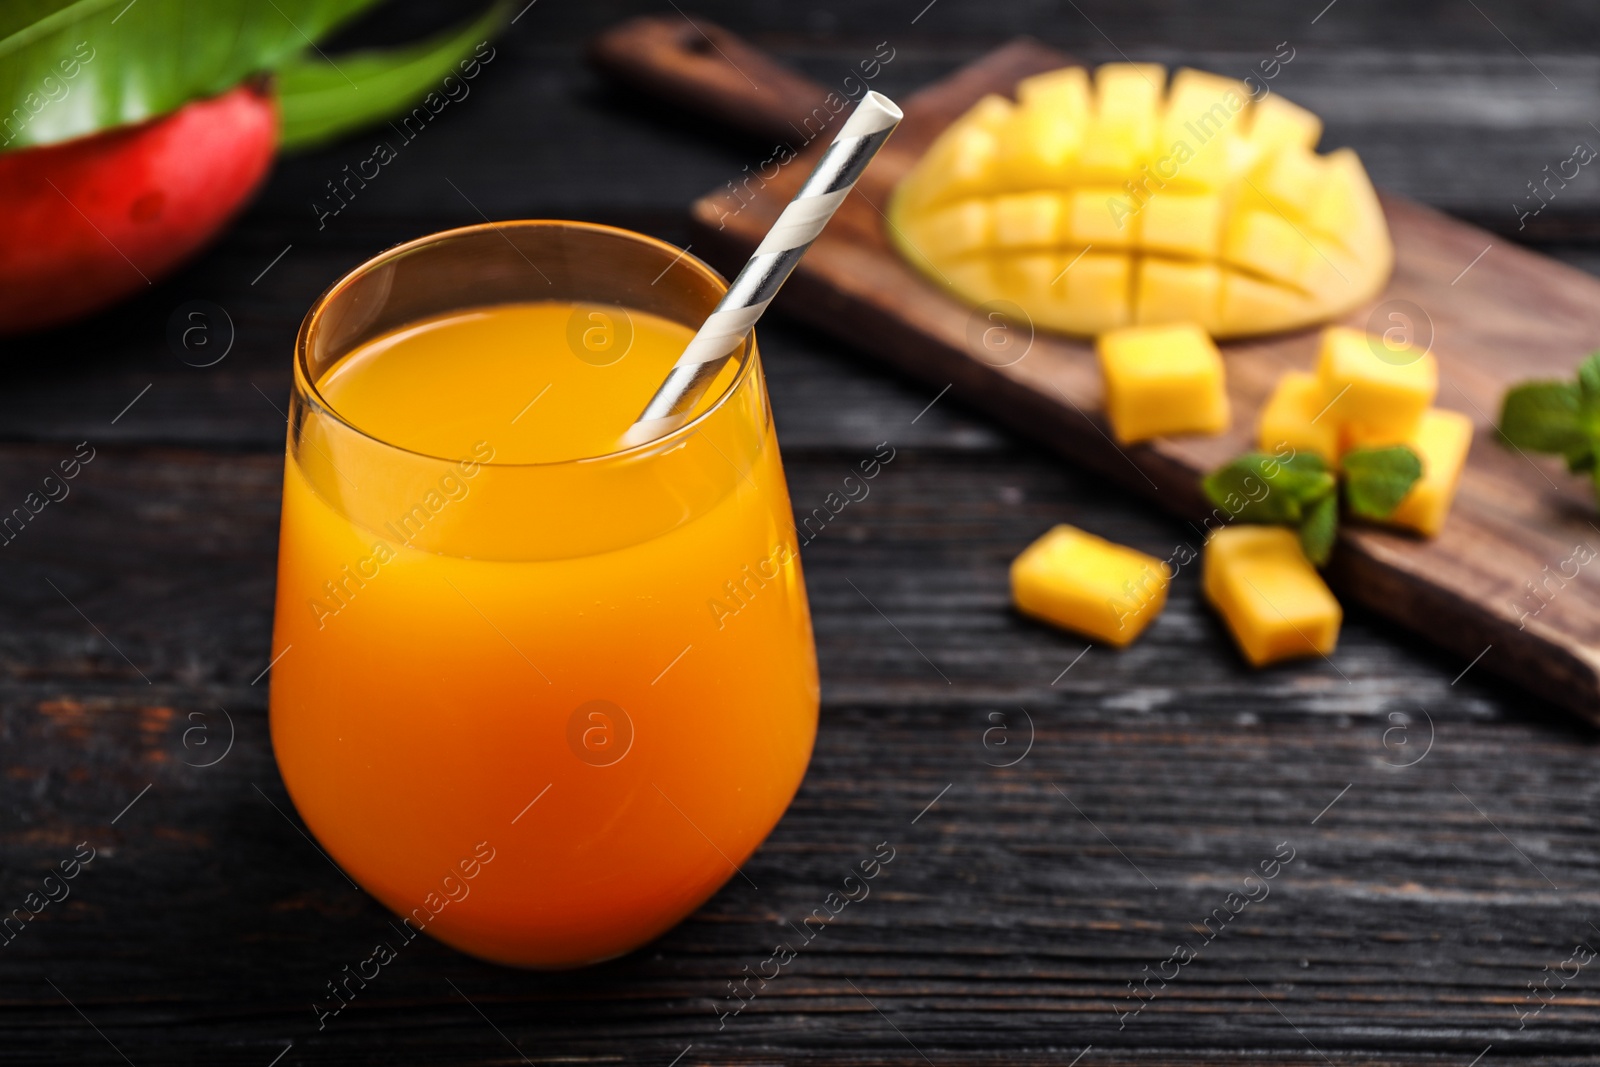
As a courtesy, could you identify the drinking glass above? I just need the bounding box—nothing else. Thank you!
[268,221,819,967]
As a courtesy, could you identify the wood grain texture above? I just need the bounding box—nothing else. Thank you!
[583,19,1600,722]
[0,444,1596,1066]
[5,2,1600,1063]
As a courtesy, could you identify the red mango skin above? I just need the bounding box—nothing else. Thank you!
[0,83,278,335]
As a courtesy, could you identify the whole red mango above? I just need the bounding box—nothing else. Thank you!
[0,83,277,335]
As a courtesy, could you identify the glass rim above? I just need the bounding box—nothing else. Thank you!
[293,219,756,469]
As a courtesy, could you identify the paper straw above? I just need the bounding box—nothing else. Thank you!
[623,90,903,447]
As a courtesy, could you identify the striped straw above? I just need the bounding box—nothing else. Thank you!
[624,90,903,447]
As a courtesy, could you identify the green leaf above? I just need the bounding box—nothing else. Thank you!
[1298,492,1338,567]
[0,0,383,152]
[1498,380,1588,455]
[276,2,507,151]
[1343,445,1423,519]
[1579,352,1600,407]
[1202,451,1335,525]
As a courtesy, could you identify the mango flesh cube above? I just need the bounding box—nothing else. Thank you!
[1308,148,1390,261]
[1139,192,1224,258]
[1017,66,1091,120]
[997,251,1065,311]
[1247,93,1323,154]
[1011,524,1170,646]
[1097,322,1230,443]
[1254,146,1326,218]
[998,107,1081,189]
[1080,64,1164,181]
[941,257,1000,305]
[1349,408,1475,537]
[993,192,1063,248]
[1160,69,1248,190]
[1318,326,1438,438]
[910,199,992,260]
[1067,186,1137,247]
[1216,270,1316,335]
[1257,371,1339,463]
[1223,209,1308,281]
[964,93,1016,133]
[1134,259,1222,332]
[1203,525,1342,666]
[885,62,1393,339]
[1064,254,1132,334]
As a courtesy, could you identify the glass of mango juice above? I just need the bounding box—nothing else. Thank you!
[268,221,819,968]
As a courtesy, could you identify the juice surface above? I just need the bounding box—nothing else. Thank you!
[316,302,732,463]
[269,301,818,968]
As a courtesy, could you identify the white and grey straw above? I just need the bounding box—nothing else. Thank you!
[624,90,903,446]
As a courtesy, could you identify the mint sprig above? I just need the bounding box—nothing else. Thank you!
[1499,353,1600,496]
[1342,445,1424,519]
[1202,446,1423,566]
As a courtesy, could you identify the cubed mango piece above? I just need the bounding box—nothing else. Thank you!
[1345,408,1474,537]
[1068,186,1138,248]
[1223,209,1307,280]
[1080,64,1164,181]
[1063,253,1133,333]
[998,106,1083,189]
[1215,270,1317,335]
[1140,192,1224,258]
[908,199,992,260]
[1160,69,1248,189]
[1134,259,1222,332]
[1306,148,1390,259]
[1097,322,1230,443]
[1017,66,1092,120]
[1317,326,1437,439]
[1011,524,1169,646]
[1203,525,1342,666]
[1257,370,1339,463]
[993,192,1064,248]
[1253,145,1327,219]
[1246,93,1323,154]
[997,251,1066,311]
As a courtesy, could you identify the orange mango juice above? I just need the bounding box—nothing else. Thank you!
[269,301,818,967]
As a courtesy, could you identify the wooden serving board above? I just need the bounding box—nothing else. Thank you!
[592,17,1600,724]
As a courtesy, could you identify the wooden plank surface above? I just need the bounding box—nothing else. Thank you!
[590,18,1600,721]
[4,2,1600,1063]
[2,443,1596,1065]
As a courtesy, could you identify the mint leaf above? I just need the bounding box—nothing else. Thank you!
[1578,352,1600,407]
[1499,381,1587,454]
[1299,492,1338,566]
[1202,452,1335,525]
[1343,445,1423,519]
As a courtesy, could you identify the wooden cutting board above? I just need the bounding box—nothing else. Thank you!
[592,17,1600,724]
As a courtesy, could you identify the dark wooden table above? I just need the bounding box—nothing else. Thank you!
[3,2,1598,1064]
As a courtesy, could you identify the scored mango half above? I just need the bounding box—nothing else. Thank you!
[887,64,1394,338]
